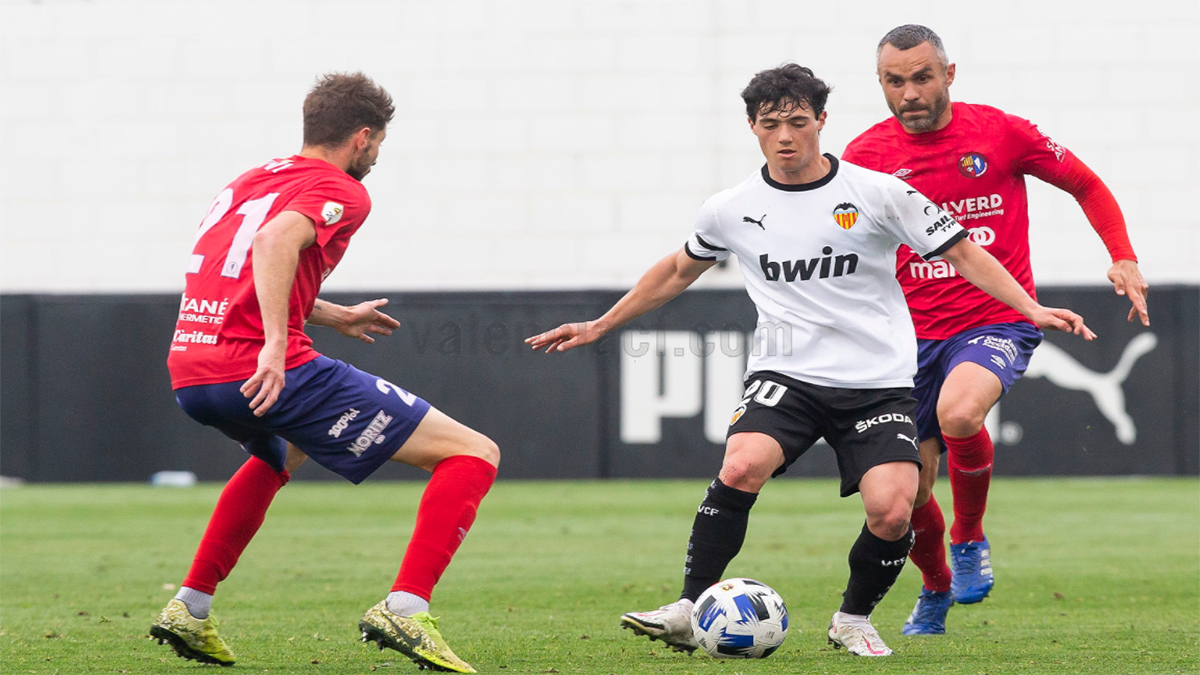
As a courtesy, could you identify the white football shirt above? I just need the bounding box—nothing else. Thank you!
[685,155,967,388]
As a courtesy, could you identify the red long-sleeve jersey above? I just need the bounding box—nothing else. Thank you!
[843,102,1135,340]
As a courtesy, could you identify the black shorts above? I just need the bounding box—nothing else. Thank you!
[727,371,921,497]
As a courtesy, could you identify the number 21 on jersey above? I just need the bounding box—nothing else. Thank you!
[187,188,279,280]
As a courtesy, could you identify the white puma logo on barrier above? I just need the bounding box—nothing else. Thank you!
[1024,333,1157,444]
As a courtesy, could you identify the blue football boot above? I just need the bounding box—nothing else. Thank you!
[901,587,954,635]
[950,536,994,604]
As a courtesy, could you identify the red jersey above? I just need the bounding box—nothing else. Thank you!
[167,156,371,388]
[843,102,1135,340]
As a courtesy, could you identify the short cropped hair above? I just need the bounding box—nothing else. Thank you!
[302,72,395,148]
[877,24,949,66]
[741,64,832,121]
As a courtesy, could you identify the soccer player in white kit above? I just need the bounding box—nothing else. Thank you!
[526,64,1094,657]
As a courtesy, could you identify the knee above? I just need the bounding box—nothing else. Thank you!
[719,433,784,493]
[937,401,986,438]
[718,460,771,493]
[867,502,913,541]
[451,432,499,469]
[472,435,501,468]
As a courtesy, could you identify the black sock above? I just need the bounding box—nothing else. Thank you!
[839,522,915,615]
[679,479,759,602]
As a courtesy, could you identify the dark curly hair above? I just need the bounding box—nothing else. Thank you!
[302,72,395,148]
[741,64,832,122]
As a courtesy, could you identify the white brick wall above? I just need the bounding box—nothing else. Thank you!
[1,0,1196,292]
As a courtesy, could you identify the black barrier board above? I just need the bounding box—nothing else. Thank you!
[1,288,1195,482]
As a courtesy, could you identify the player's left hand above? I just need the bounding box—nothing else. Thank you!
[1030,306,1097,341]
[337,298,401,344]
[1107,260,1149,326]
[241,341,287,416]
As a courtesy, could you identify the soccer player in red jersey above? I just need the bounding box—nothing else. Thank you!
[151,73,498,673]
[842,25,1149,635]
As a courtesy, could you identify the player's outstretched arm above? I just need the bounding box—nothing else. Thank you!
[525,247,717,353]
[308,298,401,344]
[240,211,317,416]
[940,238,1097,341]
[1030,146,1149,326]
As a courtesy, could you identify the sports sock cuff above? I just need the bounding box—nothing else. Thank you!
[944,427,993,470]
[910,495,940,526]
[707,478,758,511]
[386,590,431,616]
[434,454,498,481]
[174,586,213,619]
[247,454,291,488]
[860,521,915,554]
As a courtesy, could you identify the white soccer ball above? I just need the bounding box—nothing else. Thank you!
[691,578,789,658]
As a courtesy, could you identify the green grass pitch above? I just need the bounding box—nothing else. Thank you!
[1,478,1196,674]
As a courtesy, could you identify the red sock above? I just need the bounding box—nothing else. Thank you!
[908,494,952,592]
[945,427,994,545]
[182,456,290,594]
[393,455,497,600]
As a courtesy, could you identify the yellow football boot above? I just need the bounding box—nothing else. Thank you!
[359,601,476,673]
[150,599,236,666]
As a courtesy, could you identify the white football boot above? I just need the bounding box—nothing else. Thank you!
[828,612,893,656]
[619,599,697,653]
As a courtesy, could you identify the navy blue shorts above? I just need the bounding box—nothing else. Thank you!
[913,322,1042,447]
[175,356,431,484]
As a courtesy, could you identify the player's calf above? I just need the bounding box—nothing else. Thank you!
[841,523,914,618]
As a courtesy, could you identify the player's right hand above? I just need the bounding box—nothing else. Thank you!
[1030,306,1097,341]
[525,321,608,354]
[1107,259,1150,326]
[338,298,401,344]
[240,343,287,416]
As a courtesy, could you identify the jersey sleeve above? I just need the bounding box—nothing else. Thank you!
[1007,114,1137,263]
[684,198,731,262]
[840,133,877,170]
[880,177,968,259]
[1008,113,1076,180]
[281,177,371,248]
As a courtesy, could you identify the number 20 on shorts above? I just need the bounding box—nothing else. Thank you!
[730,379,788,425]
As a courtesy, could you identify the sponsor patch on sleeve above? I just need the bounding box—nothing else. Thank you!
[321,201,344,225]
